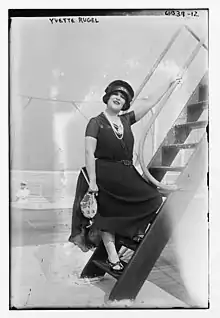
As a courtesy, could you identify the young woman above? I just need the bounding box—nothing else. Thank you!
[69,79,179,273]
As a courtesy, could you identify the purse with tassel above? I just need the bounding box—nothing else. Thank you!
[80,169,98,220]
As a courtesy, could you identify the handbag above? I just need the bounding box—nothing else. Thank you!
[80,169,98,219]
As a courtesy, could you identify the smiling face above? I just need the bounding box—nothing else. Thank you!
[106,91,126,113]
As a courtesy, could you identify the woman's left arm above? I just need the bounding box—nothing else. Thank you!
[133,78,182,123]
[133,98,157,123]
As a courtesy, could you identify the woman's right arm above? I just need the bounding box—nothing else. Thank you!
[85,136,98,192]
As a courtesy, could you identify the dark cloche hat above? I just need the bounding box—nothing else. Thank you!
[102,80,134,111]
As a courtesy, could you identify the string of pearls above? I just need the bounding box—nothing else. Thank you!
[103,111,124,140]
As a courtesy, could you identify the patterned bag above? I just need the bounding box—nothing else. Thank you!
[80,169,98,219]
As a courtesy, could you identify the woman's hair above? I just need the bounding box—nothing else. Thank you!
[102,80,134,111]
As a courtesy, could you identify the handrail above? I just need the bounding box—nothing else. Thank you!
[131,27,183,105]
[129,27,182,169]
[139,37,207,191]
[184,25,208,51]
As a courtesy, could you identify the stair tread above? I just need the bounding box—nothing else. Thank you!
[150,166,184,171]
[187,100,208,108]
[118,222,153,250]
[92,259,127,279]
[163,143,198,149]
[175,120,208,129]
[118,236,139,251]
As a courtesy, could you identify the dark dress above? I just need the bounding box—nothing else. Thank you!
[69,111,162,251]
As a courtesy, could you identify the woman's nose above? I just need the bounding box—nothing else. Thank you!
[116,93,122,100]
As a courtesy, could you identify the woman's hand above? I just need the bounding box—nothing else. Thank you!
[170,76,183,87]
[134,76,184,123]
[88,180,99,194]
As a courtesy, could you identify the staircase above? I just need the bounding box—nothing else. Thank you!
[148,75,208,187]
[79,28,208,302]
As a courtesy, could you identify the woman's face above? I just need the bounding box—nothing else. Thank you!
[107,91,126,113]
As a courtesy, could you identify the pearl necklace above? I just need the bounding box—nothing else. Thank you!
[103,111,124,140]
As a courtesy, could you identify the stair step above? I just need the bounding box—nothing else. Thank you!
[163,143,197,150]
[187,100,208,123]
[150,166,184,172]
[118,222,153,250]
[175,120,207,130]
[92,260,127,279]
[187,100,208,110]
[118,237,139,251]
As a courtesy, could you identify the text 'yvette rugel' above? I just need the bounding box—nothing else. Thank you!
[49,17,100,24]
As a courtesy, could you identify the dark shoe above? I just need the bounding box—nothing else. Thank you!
[133,234,144,243]
[106,259,124,274]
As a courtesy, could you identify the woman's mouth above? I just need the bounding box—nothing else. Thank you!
[113,100,120,105]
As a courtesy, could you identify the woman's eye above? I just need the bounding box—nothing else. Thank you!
[112,92,125,100]
[118,93,125,99]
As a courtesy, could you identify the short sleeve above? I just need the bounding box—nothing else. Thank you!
[85,117,100,138]
[120,110,136,126]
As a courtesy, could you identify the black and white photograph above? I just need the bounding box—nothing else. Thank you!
[9,8,209,309]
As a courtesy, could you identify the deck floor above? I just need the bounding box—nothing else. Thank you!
[10,201,208,308]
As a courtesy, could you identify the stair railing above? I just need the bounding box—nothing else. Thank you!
[131,27,183,104]
[138,36,207,191]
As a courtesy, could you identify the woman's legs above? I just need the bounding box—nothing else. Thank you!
[101,231,122,270]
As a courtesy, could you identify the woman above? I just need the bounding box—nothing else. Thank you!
[69,79,178,272]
